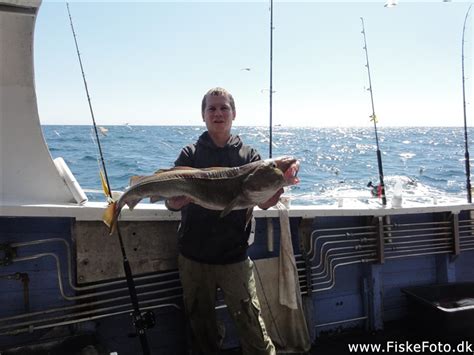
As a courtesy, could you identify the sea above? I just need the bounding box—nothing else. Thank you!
[42,125,474,207]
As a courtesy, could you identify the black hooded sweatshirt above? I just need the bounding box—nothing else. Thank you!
[174,131,261,264]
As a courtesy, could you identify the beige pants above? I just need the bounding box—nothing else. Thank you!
[178,254,276,355]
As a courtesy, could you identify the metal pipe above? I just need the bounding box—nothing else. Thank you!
[311,249,362,278]
[310,240,453,283]
[311,245,376,275]
[315,316,368,328]
[311,252,375,283]
[310,225,376,234]
[384,221,451,229]
[311,242,375,270]
[385,243,452,253]
[13,254,181,301]
[307,227,376,257]
[384,227,451,235]
[310,236,376,263]
[312,258,376,292]
[0,301,181,337]
[312,245,452,292]
[385,250,450,260]
[310,248,452,292]
[0,281,182,325]
[386,232,451,240]
[12,238,179,292]
[387,238,452,246]
[0,293,182,333]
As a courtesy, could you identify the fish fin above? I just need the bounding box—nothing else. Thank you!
[129,175,145,187]
[220,196,242,218]
[201,166,230,172]
[154,166,197,174]
[102,201,117,235]
[220,170,258,218]
[245,207,254,229]
[126,197,142,211]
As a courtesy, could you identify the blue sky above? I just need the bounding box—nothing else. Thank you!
[34,1,472,127]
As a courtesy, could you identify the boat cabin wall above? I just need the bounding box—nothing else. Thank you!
[0,0,76,205]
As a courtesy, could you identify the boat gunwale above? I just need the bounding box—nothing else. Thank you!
[0,202,472,221]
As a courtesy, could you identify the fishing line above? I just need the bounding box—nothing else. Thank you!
[89,128,117,200]
[360,17,387,206]
[66,5,111,200]
[89,128,109,199]
[461,4,472,203]
[65,4,154,354]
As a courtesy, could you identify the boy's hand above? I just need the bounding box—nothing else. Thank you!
[165,196,193,211]
[258,188,284,210]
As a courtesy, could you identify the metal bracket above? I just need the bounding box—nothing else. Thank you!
[299,218,314,296]
[133,310,156,334]
[451,212,460,258]
[376,217,385,264]
[0,243,16,266]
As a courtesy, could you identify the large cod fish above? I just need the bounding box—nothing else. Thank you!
[103,156,300,234]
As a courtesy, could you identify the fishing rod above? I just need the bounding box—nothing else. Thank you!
[269,0,274,158]
[360,17,387,206]
[65,4,155,354]
[462,4,472,203]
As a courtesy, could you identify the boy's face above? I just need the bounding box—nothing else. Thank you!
[203,94,235,136]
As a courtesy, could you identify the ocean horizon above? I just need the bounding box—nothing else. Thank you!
[42,125,474,206]
[41,124,474,128]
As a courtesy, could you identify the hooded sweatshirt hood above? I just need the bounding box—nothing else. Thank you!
[197,131,243,150]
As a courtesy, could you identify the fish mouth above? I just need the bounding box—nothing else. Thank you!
[284,161,300,185]
[268,156,300,185]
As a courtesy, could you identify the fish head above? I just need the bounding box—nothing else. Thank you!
[264,156,300,186]
[242,157,300,202]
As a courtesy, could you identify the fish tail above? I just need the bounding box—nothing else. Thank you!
[102,201,117,235]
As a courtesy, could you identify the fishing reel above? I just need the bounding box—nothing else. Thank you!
[132,310,156,334]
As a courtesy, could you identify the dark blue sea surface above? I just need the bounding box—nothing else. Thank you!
[41,125,473,206]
